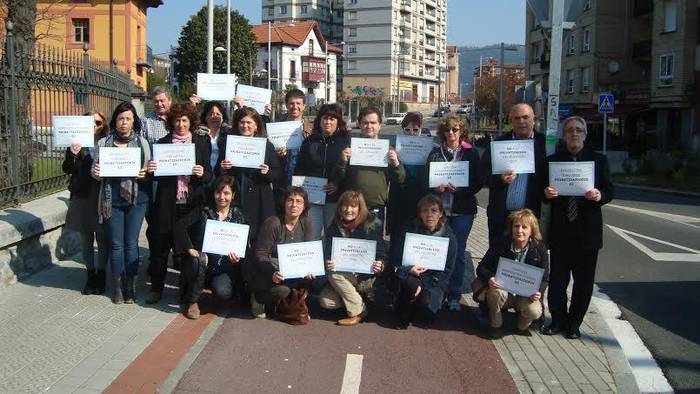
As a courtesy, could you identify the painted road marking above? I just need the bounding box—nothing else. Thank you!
[607,204,700,230]
[340,354,364,394]
[607,225,700,262]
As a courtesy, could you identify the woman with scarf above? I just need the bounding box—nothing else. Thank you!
[426,114,482,312]
[64,111,110,295]
[215,107,281,243]
[145,103,212,309]
[91,102,151,304]
[391,194,457,329]
[318,191,386,326]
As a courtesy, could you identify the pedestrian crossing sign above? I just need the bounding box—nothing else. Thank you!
[598,94,614,113]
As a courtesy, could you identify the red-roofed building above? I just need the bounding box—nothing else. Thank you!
[252,21,341,104]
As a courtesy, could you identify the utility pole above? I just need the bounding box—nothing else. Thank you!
[545,0,565,156]
[498,43,505,131]
[267,22,272,90]
[207,0,213,73]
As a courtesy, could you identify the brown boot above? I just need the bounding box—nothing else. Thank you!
[183,303,200,320]
[337,308,367,326]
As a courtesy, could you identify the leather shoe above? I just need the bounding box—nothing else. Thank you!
[541,320,567,336]
[565,326,581,339]
[338,309,367,326]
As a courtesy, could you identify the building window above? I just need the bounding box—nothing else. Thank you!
[348,44,357,54]
[290,60,297,79]
[566,69,575,93]
[582,29,591,52]
[280,5,287,14]
[581,66,591,92]
[349,11,357,20]
[267,7,274,16]
[309,39,314,56]
[350,0,357,4]
[659,54,674,84]
[72,18,90,44]
[531,42,540,63]
[301,5,308,14]
[348,60,356,70]
[349,28,357,37]
[583,0,592,10]
[568,33,576,54]
[662,0,677,32]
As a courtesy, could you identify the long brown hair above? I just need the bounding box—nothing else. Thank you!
[334,190,369,226]
[232,106,266,137]
[84,110,109,139]
[313,103,349,136]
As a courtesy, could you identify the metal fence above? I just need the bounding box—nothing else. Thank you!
[0,22,132,207]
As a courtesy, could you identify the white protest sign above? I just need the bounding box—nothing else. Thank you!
[277,240,325,279]
[196,73,237,101]
[236,84,272,114]
[395,135,433,165]
[98,147,141,177]
[201,220,249,257]
[152,143,196,176]
[428,161,470,188]
[331,237,377,274]
[52,116,95,147]
[350,138,389,167]
[225,135,267,169]
[401,232,450,271]
[490,139,536,174]
[549,161,595,196]
[266,121,304,150]
[495,257,544,298]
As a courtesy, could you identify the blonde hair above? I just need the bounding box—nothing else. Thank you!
[334,190,369,225]
[437,114,470,143]
[506,209,542,242]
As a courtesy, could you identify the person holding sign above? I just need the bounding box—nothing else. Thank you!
[144,103,212,305]
[319,191,386,326]
[195,101,233,172]
[472,209,549,339]
[542,116,614,340]
[426,114,482,312]
[294,104,351,239]
[333,107,406,224]
[216,107,282,242]
[480,104,546,251]
[250,187,315,319]
[91,102,151,304]
[275,89,314,183]
[63,111,110,295]
[391,195,457,329]
[172,176,249,319]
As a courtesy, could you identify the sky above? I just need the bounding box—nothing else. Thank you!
[147,0,527,55]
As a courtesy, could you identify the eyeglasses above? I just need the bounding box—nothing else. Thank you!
[444,127,460,134]
[403,127,420,132]
[564,127,586,134]
[94,121,103,126]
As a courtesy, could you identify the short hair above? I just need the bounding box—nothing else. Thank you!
[313,103,349,135]
[401,112,423,128]
[109,101,142,133]
[562,116,587,134]
[506,209,543,242]
[358,106,382,124]
[166,102,200,132]
[285,89,306,105]
[211,175,239,205]
[200,101,229,125]
[150,86,172,100]
[334,190,369,225]
[284,186,310,217]
[416,194,446,227]
[84,110,109,138]
[508,103,534,121]
[437,114,469,143]
[232,107,266,137]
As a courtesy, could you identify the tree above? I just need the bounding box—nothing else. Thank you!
[475,67,525,126]
[174,6,257,89]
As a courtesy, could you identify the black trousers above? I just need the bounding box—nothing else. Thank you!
[395,276,436,324]
[179,255,206,304]
[548,247,599,328]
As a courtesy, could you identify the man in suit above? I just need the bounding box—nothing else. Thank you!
[541,116,614,339]
[481,103,547,250]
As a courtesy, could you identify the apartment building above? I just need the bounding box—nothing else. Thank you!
[343,0,448,110]
[526,0,698,156]
[261,0,344,43]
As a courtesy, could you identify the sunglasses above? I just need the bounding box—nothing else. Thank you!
[403,127,420,132]
[444,127,460,133]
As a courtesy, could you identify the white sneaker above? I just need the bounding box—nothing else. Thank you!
[251,294,266,319]
[448,299,461,312]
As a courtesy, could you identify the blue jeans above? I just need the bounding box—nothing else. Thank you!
[447,214,475,301]
[106,202,147,278]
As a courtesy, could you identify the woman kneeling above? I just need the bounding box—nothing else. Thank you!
[472,209,549,338]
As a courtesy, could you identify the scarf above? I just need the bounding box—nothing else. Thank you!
[172,132,193,200]
[338,218,360,237]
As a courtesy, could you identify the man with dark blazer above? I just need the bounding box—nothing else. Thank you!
[541,116,614,339]
[481,103,547,250]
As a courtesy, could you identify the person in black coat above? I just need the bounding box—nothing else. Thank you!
[145,103,212,305]
[215,106,282,243]
[392,194,457,329]
[62,111,110,295]
[480,104,547,251]
[542,116,614,339]
[472,209,550,339]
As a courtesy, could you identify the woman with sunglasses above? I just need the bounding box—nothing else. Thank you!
[63,111,110,295]
[426,114,482,312]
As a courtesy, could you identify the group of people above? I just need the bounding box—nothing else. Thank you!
[63,87,613,337]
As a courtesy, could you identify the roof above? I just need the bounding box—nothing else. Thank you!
[251,21,343,54]
[142,0,164,8]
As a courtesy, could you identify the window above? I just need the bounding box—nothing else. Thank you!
[582,29,591,52]
[531,42,540,63]
[349,11,357,20]
[290,60,297,79]
[280,5,287,14]
[267,7,273,16]
[568,33,576,54]
[662,0,677,32]
[301,5,308,14]
[659,54,674,84]
[566,69,575,93]
[350,0,357,4]
[349,28,357,37]
[309,39,314,56]
[583,0,592,10]
[581,66,591,92]
[348,44,357,54]
[348,60,357,70]
[72,18,89,44]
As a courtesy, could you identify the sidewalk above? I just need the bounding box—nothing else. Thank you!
[0,212,639,393]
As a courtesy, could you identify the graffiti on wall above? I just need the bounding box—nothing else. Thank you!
[350,86,385,96]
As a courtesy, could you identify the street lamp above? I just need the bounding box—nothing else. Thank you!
[325,40,344,103]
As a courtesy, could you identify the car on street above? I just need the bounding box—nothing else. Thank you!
[433,107,451,117]
[385,113,407,125]
[455,104,473,114]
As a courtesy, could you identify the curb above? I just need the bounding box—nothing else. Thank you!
[615,182,700,198]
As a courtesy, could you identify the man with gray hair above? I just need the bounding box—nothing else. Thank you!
[541,115,614,339]
[141,86,172,144]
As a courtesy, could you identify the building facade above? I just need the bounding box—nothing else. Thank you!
[343,0,448,109]
[261,0,344,42]
[251,21,340,104]
[526,0,698,156]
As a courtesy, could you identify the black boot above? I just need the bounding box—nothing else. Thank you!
[112,277,124,304]
[95,270,106,295]
[82,269,96,295]
[123,275,136,304]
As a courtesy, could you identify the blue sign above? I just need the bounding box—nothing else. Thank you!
[599,94,614,113]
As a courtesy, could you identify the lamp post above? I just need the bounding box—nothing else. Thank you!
[325,40,344,104]
[207,0,214,73]
[214,46,226,73]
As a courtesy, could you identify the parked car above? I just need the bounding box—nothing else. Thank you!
[433,107,451,117]
[385,113,407,125]
[455,104,473,114]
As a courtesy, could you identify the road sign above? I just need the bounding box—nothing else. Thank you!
[599,94,614,113]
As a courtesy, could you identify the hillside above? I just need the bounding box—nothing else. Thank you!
[457,44,526,95]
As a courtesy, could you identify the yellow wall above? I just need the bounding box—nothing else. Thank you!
[35,0,151,91]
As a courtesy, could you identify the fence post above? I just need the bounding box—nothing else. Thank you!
[6,21,20,205]
[82,43,91,111]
